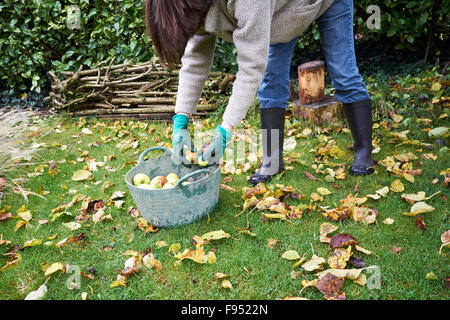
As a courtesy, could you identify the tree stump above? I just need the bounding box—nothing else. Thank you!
[292,96,342,125]
[292,60,342,125]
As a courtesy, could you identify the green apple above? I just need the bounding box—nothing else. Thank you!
[162,182,175,189]
[150,175,167,188]
[133,173,151,186]
[197,157,208,167]
[166,173,180,184]
[137,184,153,189]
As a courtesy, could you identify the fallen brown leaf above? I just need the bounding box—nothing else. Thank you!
[415,215,427,230]
[392,246,402,254]
[324,292,346,300]
[315,273,344,295]
[322,206,352,221]
[220,184,235,192]
[0,212,13,222]
[127,207,140,218]
[304,171,317,181]
[330,234,358,249]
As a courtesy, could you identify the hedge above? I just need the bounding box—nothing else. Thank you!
[0,0,152,94]
[0,0,447,94]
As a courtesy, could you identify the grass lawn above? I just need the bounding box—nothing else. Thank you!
[0,69,449,300]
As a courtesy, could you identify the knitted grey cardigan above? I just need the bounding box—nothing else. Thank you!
[175,0,335,127]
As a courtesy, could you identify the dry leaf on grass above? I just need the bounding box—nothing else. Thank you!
[221,280,233,289]
[401,191,440,204]
[322,206,352,221]
[319,222,338,243]
[0,212,13,222]
[71,170,91,181]
[302,254,326,272]
[175,249,207,264]
[439,230,450,254]
[315,273,344,296]
[352,206,378,224]
[328,246,353,269]
[268,238,278,249]
[402,202,435,216]
[0,252,22,271]
[415,215,427,230]
[330,234,358,249]
[390,179,405,193]
[281,250,301,261]
[392,246,402,254]
[366,186,390,200]
[43,262,65,276]
[23,238,42,248]
[24,283,47,300]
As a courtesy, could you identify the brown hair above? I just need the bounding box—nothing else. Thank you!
[145,0,214,69]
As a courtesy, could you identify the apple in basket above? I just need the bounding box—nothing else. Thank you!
[185,151,196,164]
[137,184,153,190]
[149,176,168,189]
[197,157,208,167]
[196,142,211,167]
[166,173,180,184]
[163,182,175,189]
[133,173,151,186]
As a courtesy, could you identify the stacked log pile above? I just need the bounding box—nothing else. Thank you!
[49,59,235,120]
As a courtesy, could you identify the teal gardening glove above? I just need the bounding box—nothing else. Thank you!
[172,113,193,160]
[197,125,232,165]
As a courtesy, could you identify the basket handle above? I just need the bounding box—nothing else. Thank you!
[138,146,172,164]
[175,169,213,188]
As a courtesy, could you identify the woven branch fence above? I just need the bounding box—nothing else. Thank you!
[49,59,235,120]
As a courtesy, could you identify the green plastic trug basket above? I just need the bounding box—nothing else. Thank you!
[125,146,221,228]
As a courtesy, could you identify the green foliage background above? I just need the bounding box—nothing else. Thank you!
[0,0,448,94]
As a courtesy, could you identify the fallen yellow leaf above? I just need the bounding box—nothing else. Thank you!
[44,262,65,276]
[402,201,435,216]
[282,250,301,261]
[389,179,405,193]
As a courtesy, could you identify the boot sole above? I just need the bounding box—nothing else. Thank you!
[249,170,284,185]
[349,167,375,176]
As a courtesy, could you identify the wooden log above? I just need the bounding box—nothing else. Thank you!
[136,104,218,112]
[85,112,210,120]
[291,95,342,125]
[298,60,325,105]
[218,74,235,93]
[95,113,175,120]
[69,104,217,115]
[61,62,136,77]
[112,91,177,97]
[78,70,179,83]
[109,97,176,105]
[77,80,178,89]
[71,103,116,110]
[62,63,227,79]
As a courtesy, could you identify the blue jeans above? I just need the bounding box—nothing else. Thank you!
[258,0,370,108]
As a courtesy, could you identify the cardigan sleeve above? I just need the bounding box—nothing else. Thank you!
[175,32,217,115]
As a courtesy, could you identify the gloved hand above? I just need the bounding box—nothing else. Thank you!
[197,125,232,165]
[172,113,193,160]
